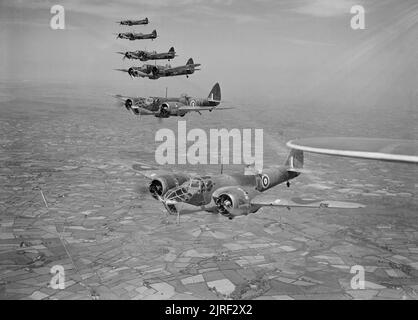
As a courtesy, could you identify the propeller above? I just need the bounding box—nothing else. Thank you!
[116,52,128,60]
[114,68,129,73]
[125,99,132,111]
[128,68,135,79]
[158,104,170,117]
[215,194,233,216]
[151,66,159,77]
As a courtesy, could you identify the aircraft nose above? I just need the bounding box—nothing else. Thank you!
[164,187,192,203]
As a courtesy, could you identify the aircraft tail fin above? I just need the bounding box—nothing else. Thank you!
[186,58,195,73]
[208,83,221,103]
[169,47,175,53]
[285,149,303,170]
[152,29,157,36]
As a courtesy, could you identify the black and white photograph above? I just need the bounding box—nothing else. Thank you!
[0,0,417,306]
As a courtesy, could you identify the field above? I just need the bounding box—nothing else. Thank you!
[0,81,417,300]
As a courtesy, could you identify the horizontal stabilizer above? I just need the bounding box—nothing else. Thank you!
[251,196,365,209]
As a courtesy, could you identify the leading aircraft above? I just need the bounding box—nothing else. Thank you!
[117,47,177,61]
[115,58,200,79]
[113,83,232,119]
[117,18,149,26]
[116,29,157,40]
[130,149,364,223]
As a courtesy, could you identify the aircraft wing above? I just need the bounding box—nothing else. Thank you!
[177,106,235,112]
[163,64,198,74]
[114,69,151,78]
[134,70,152,78]
[287,137,418,164]
[251,196,365,209]
[131,162,196,180]
[131,162,172,179]
[111,94,150,108]
[112,94,135,101]
[130,106,156,116]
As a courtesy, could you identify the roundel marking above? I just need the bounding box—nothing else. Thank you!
[190,99,196,107]
[261,174,270,188]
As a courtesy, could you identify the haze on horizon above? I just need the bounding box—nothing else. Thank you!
[0,0,417,124]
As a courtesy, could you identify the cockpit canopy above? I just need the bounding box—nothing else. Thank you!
[164,176,214,202]
[145,97,155,105]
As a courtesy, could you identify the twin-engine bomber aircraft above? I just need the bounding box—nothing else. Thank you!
[117,18,149,26]
[113,83,232,118]
[116,58,200,79]
[130,149,364,223]
[116,30,157,40]
[117,47,176,61]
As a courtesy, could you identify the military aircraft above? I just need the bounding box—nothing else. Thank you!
[115,58,200,79]
[117,18,149,26]
[113,83,232,118]
[116,29,157,40]
[117,47,177,61]
[131,149,364,223]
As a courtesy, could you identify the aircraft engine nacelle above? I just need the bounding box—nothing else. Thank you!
[158,102,180,118]
[212,187,251,219]
[124,99,133,111]
[149,174,189,199]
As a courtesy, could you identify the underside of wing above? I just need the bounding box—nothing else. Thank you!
[130,106,156,115]
[211,106,235,110]
[162,66,184,73]
[251,196,365,209]
[112,94,133,101]
[287,137,418,164]
[131,162,172,179]
[177,106,234,112]
[135,70,152,78]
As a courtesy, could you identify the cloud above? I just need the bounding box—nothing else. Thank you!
[293,0,358,17]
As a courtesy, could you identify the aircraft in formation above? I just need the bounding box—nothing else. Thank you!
[117,17,149,26]
[113,83,232,119]
[116,29,157,40]
[117,47,177,61]
[116,58,200,79]
[114,17,217,117]
[131,149,364,223]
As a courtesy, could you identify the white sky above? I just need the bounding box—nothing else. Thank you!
[0,0,417,108]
